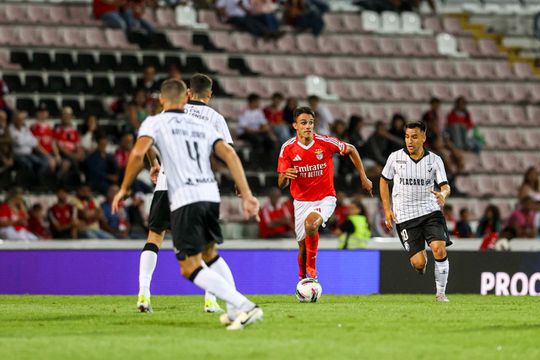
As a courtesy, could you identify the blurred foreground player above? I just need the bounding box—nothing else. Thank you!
[136,74,233,313]
[113,79,262,330]
[379,121,452,302]
[278,107,372,280]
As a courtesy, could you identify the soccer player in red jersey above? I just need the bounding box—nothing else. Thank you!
[278,107,373,280]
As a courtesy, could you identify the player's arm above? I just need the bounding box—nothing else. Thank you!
[379,177,396,230]
[278,169,297,189]
[344,143,373,196]
[146,146,160,185]
[112,136,154,213]
[431,183,451,207]
[214,140,260,221]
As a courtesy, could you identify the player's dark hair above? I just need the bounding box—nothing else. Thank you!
[160,79,187,101]
[293,106,315,121]
[459,208,468,217]
[405,121,427,133]
[307,95,319,103]
[430,97,441,104]
[31,203,43,211]
[271,92,284,100]
[189,73,213,97]
[247,93,260,103]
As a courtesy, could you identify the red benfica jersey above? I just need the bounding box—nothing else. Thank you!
[259,201,292,238]
[0,203,27,231]
[49,203,75,226]
[54,125,79,153]
[278,134,346,201]
[31,122,54,154]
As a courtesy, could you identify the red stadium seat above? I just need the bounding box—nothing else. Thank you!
[27,5,51,24]
[413,60,436,79]
[342,14,363,32]
[354,60,376,78]
[458,38,481,57]
[478,39,505,58]
[494,61,515,80]
[246,56,272,75]
[490,84,513,102]
[156,8,175,27]
[357,36,379,55]
[454,61,477,79]
[434,60,455,79]
[334,59,357,78]
[211,31,235,51]
[378,37,399,55]
[324,13,344,32]
[168,30,200,51]
[5,4,27,23]
[49,6,70,25]
[86,28,108,49]
[475,61,496,79]
[276,34,298,54]
[198,10,230,30]
[442,17,464,34]
[203,54,238,75]
[105,29,137,49]
[296,34,320,54]
[374,60,397,78]
[394,59,416,79]
[312,58,337,77]
[423,16,442,33]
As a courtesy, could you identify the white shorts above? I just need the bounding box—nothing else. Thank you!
[293,196,337,242]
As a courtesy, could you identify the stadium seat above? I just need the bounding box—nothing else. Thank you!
[204,54,238,75]
[91,76,113,95]
[357,36,379,55]
[324,13,344,33]
[478,39,505,58]
[105,29,137,50]
[401,12,430,34]
[417,37,439,56]
[381,12,400,33]
[437,33,468,58]
[16,97,36,115]
[458,38,481,57]
[423,16,442,33]
[442,17,464,35]
[342,14,363,32]
[494,61,515,80]
[513,61,534,79]
[49,5,70,25]
[27,5,51,24]
[198,9,230,30]
[361,11,381,32]
[175,5,208,30]
[5,4,27,23]
[394,59,416,79]
[276,34,297,54]
[305,75,338,100]
[48,75,67,93]
[454,61,477,79]
[40,98,60,117]
[70,75,91,94]
[296,34,320,54]
[434,60,455,79]
[84,99,107,118]
[112,76,134,96]
[62,99,82,118]
[156,8,175,28]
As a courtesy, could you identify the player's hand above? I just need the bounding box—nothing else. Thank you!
[149,164,161,185]
[431,190,446,207]
[282,168,298,180]
[384,209,397,230]
[112,188,128,214]
[361,177,373,197]
[242,195,261,222]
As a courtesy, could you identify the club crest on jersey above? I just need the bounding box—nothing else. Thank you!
[315,148,324,160]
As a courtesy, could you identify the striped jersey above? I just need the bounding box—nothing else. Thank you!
[154,100,233,191]
[381,148,448,224]
[278,134,347,201]
[138,109,223,211]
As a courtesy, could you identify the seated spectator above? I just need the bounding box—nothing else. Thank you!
[347,115,380,178]
[101,185,130,238]
[93,0,137,31]
[284,0,326,36]
[49,187,78,239]
[387,113,405,154]
[114,132,152,194]
[238,93,277,157]
[71,184,115,239]
[329,191,349,232]
[0,77,13,122]
[263,92,291,145]
[216,0,279,38]
[454,208,474,238]
[9,111,49,189]
[308,95,334,136]
[80,115,105,154]
[0,187,37,241]
[127,0,156,35]
[282,97,298,130]
[31,104,62,173]
[443,204,456,233]
[136,64,160,94]
[28,203,50,240]
[0,110,14,186]
[476,204,501,238]
[84,135,119,195]
[518,167,540,202]
[336,200,371,249]
[446,96,483,153]
[125,89,150,135]
[247,0,280,35]
[259,188,294,238]
[500,196,538,239]
[54,107,85,186]
[364,121,403,167]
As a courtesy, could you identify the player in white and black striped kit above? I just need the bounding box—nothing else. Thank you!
[379,121,452,302]
[137,74,234,314]
[140,74,233,313]
[113,79,263,330]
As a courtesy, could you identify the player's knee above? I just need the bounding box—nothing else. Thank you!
[410,258,426,272]
[431,245,446,259]
[304,220,318,236]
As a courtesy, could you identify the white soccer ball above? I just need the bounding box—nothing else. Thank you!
[295,278,322,303]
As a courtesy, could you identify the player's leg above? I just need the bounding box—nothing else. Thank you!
[304,212,323,279]
[294,201,308,279]
[409,250,428,275]
[137,190,169,312]
[424,212,452,302]
[297,239,307,279]
[203,242,237,322]
[396,221,427,274]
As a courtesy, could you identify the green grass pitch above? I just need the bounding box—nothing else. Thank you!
[1,295,539,360]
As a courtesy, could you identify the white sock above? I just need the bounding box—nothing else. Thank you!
[191,267,254,312]
[139,248,158,298]
[209,256,236,319]
[434,258,449,295]
[201,262,217,304]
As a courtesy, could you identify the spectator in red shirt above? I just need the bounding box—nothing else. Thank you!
[28,203,50,239]
[93,0,138,31]
[49,187,78,239]
[263,92,291,145]
[446,96,474,151]
[0,187,38,241]
[259,188,294,238]
[31,103,61,173]
[71,184,115,239]
[54,107,85,184]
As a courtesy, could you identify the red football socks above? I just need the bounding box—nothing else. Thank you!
[298,246,306,279]
[305,232,319,279]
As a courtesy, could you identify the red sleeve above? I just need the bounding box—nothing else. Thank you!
[325,136,347,156]
[447,112,457,126]
[277,145,292,173]
[465,113,473,129]
[0,204,10,221]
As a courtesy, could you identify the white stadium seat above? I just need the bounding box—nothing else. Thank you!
[380,11,400,34]
[361,11,381,33]
[305,75,338,101]
[436,33,469,58]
